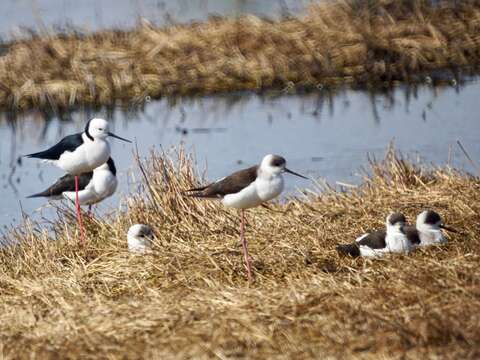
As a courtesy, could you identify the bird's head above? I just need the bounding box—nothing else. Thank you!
[386,212,407,231]
[416,210,456,233]
[127,224,154,254]
[86,118,131,143]
[259,154,308,179]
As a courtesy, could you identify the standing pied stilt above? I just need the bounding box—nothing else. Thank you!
[27,157,118,216]
[185,154,308,282]
[25,118,130,243]
[336,213,412,257]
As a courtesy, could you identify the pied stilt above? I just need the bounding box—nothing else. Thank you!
[27,157,118,216]
[336,213,412,257]
[25,118,130,243]
[405,210,456,247]
[185,154,308,282]
[127,224,154,254]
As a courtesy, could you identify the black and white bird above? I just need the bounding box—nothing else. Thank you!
[25,118,130,174]
[25,118,130,243]
[27,158,118,213]
[127,224,154,254]
[404,210,456,247]
[336,213,412,257]
[185,154,308,281]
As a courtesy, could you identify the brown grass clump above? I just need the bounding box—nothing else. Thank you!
[1,0,480,112]
[0,147,479,358]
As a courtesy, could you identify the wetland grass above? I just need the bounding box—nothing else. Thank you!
[0,147,479,358]
[1,0,480,112]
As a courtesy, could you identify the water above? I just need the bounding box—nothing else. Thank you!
[0,0,479,229]
[1,0,315,40]
[1,82,479,228]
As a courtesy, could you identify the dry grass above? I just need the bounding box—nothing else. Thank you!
[0,146,479,359]
[1,0,480,112]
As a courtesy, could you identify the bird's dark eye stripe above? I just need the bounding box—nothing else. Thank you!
[389,213,406,225]
[425,211,441,225]
[271,157,286,167]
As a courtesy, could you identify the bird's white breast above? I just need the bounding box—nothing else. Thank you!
[93,170,118,198]
[58,136,110,175]
[256,174,284,202]
[222,182,262,209]
[221,174,284,209]
[417,229,446,246]
[385,229,411,253]
[128,236,151,254]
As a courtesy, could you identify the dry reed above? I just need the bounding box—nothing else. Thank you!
[0,0,480,112]
[0,146,479,358]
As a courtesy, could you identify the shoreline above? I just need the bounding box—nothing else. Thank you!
[0,1,479,113]
[1,147,479,357]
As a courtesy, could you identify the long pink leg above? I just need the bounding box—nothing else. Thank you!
[75,175,86,245]
[240,209,252,282]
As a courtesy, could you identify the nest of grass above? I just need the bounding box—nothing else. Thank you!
[0,146,479,358]
[1,0,480,113]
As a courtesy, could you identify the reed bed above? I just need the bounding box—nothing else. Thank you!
[1,0,480,112]
[0,147,478,358]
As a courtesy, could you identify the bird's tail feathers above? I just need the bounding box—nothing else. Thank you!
[336,243,361,257]
[183,184,214,198]
[24,152,42,158]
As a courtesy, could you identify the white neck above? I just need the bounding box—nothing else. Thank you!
[94,163,109,172]
[386,224,403,234]
[416,222,439,232]
[258,167,282,180]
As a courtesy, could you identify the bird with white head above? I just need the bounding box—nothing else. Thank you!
[404,210,456,247]
[26,118,131,244]
[185,154,308,281]
[336,212,412,257]
[127,224,154,254]
[27,157,118,215]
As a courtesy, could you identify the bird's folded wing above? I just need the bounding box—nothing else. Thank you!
[185,165,258,198]
[27,171,93,198]
[25,133,83,160]
[356,230,387,249]
[403,225,421,245]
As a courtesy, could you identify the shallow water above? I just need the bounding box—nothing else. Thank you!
[0,1,479,229]
[1,0,316,40]
[1,81,479,229]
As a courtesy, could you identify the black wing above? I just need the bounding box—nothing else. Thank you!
[106,158,116,175]
[27,171,93,198]
[185,165,258,198]
[403,225,421,245]
[25,133,83,160]
[356,230,387,249]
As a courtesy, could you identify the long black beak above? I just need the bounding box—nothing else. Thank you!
[440,224,457,233]
[108,132,132,143]
[284,168,308,179]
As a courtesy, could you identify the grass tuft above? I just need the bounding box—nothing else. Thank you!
[0,146,479,358]
[1,0,480,112]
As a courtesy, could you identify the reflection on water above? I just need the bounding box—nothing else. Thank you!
[0,0,316,40]
[0,82,479,228]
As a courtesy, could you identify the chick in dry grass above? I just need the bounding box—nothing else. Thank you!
[336,212,411,257]
[406,210,457,247]
[127,224,154,254]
